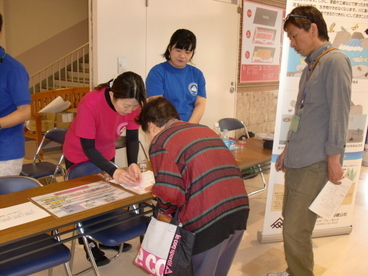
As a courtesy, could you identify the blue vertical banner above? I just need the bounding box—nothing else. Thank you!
[259,0,368,243]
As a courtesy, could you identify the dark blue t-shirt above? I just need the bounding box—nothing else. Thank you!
[0,47,30,161]
[146,61,206,122]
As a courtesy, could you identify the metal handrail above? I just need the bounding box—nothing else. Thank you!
[29,43,90,94]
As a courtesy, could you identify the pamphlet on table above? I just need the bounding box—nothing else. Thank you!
[0,202,51,230]
[30,181,133,217]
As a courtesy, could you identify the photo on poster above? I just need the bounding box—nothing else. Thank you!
[279,115,292,145]
[346,114,367,145]
[285,17,368,84]
[343,162,360,206]
[252,46,276,63]
[253,27,277,45]
[253,7,278,26]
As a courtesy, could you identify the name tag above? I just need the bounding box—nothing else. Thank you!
[289,115,300,132]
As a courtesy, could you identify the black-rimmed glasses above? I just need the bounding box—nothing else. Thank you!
[284,13,313,23]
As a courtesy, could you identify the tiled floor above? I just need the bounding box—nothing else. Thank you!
[27,141,368,276]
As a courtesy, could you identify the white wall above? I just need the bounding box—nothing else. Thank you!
[1,0,88,56]
[90,0,146,82]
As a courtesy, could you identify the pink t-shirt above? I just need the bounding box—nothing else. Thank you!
[63,88,140,164]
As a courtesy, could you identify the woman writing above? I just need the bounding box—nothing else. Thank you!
[63,71,146,266]
[137,98,249,276]
[146,29,206,123]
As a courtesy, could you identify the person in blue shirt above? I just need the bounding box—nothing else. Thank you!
[146,29,206,123]
[0,13,31,176]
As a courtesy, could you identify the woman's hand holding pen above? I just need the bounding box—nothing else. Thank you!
[113,164,142,186]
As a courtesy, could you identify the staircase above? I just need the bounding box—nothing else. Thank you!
[29,43,90,94]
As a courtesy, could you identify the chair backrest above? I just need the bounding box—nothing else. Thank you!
[44,127,69,144]
[0,176,42,195]
[218,118,250,139]
[66,161,104,180]
[33,127,68,163]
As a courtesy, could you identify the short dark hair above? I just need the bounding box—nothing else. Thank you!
[0,13,3,32]
[95,71,146,107]
[163,29,197,61]
[137,97,180,132]
[284,6,329,41]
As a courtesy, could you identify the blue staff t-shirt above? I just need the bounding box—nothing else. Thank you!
[0,47,30,161]
[146,61,206,122]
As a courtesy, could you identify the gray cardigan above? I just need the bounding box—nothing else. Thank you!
[284,42,352,168]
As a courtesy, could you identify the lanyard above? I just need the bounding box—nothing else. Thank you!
[299,46,336,109]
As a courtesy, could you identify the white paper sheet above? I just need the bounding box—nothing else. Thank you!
[309,178,353,221]
[38,96,71,113]
[112,170,155,195]
[0,202,51,230]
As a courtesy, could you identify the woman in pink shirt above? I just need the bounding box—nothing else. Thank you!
[63,71,146,266]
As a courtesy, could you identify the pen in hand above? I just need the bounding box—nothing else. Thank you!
[98,172,113,182]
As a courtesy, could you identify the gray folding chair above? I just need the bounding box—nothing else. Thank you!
[21,127,68,184]
[218,118,268,196]
[218,118,250,139]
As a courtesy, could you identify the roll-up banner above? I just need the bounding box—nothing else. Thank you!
[259,0,368,243]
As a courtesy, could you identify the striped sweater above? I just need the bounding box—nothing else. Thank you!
[150,122,250,255]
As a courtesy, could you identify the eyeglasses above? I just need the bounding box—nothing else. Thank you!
[284,13,313,23]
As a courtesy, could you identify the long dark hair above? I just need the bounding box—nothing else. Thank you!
[95,71,146,107]
[163,29,197,61]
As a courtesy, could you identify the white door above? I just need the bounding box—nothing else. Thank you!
[145,0,240,128]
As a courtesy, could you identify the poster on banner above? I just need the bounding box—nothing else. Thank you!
[259,0,368,243]
[261,114,367,241]
[240,1,285,83]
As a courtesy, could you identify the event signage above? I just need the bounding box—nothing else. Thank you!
[260,0,368,243]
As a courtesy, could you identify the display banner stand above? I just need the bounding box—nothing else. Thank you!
[259,0,368,243]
